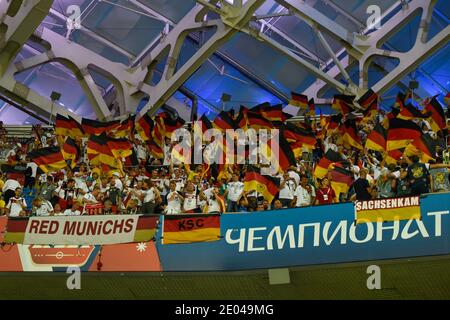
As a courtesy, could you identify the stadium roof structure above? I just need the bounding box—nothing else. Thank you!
[0,0,448,124]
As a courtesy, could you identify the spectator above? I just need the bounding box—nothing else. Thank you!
[33,197,53,216]
[407,155,430,195]
[396,165,411,196]
[224,173,244,212]
[376,168,396,198]
[294,175,316,207]
[351,169,372,201]
[272,199,283,210]
[6,187,27,217]
[165,180,183,214]
[63,201,82,216]
[315,177,336,205]
[2,176,21,204]
[279,171,296,208]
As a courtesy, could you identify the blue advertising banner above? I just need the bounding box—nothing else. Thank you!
[155,192,450,271]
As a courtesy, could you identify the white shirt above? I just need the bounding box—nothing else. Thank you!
[227,181,244,202]
[279,179,296,200]
[35,201,53,216]
[295,185,315,207]
[27,162,38,178]
[143,188,156,203]
[183,191,198,212]
[6,197,27,217]
[2,179,21,193]
[114,178,123,191]
[136,145,147,161]
[63,208,81,216]
[166,191,182,214]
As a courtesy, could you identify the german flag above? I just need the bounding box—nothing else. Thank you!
[199,114,214,133]
[28,147,67,173]
[358,89,377,109]
[365,123,387,152]
[308,98,316,116]
[112,115,135,139]
[343,119,363,149]
[332,94,355,114]
[235,106,249,129]
[133,215,159,242]
[55,114,85,138]
[445,93,450,106]
[82,118,120,135]
[289,92,308,108]
[411,134,437,163]
[148,140,164,159]
[291,140,305,158]
[386,149,404,165]
[398,103,431,120]
[124,149,139,167]
[160,113,185,138]
[283,123,316,148]
[136,113,154,141]
[425,96,447,132]
[243,166,279,202]
[251,103,283,122]
[87,133,120,168]
[55,114,72,136]
[358,89,378,118]
[162,214,220,244]
[3,218,28,244]
[152,119,164,146]
[314,150,343,178]
[61,137,80,168]
[107,136,133,159]
[247,111,274,130]
[326,114,343,131]
[330,165,353,197]
[387,118,422,151]
[213,111,237,131]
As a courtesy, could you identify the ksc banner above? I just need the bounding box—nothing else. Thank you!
[355,196,421,223]
[4,215,158,245]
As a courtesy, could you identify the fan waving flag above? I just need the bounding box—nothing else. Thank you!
[387,118,422,151]
[343,119,363,149]
[332,94,355,114]
[28,147,67,173]
[55,114,84,138]
[87,133,120,168]
[398,103,431,120]
[358,89,378,118]
[162,214,220,244]
[136,113,154,141]
[330,165,353,198]
[289,92,308,109]
[112,115,135,139]
[243,166,280,202]
[107,136,133,159]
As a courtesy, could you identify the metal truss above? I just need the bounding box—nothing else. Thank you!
[0,0,448,123]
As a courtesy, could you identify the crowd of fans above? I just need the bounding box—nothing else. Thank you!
[0,110,449,218]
